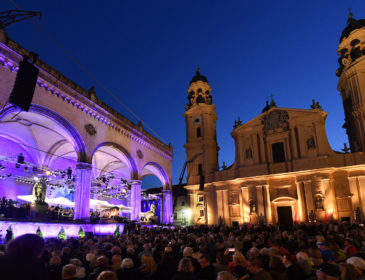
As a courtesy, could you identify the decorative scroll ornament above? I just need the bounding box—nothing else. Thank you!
[261,110,289,132]
[85,124,97,136]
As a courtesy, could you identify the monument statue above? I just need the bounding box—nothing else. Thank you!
[32,179,47,204]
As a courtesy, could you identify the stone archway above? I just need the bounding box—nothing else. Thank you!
[0,104,87,202]
[141,162,172,223]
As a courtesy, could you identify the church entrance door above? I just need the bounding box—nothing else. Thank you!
[277,206,293,229]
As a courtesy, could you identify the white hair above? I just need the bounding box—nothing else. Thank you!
[183,246,194,257]
[122,258,134,269]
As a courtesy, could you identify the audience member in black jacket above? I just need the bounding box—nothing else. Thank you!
[196,254,216,280]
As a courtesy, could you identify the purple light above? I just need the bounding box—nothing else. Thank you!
[0,221,124,238]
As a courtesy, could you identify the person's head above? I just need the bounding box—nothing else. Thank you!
[296,251,309,262]
[50,256,61,266]
[7,234,44,258]
[217,271,235,280]
[183,246,193,257]
[97,271,118,280]
[141,255,157,274]
[232,252,246,267]
[344,239,353,246]
[247,257,263,274]
[111,246,121,255]
[112,254,122,266]
[96,256,109,268]
[315,263,340,280]
[126,247,135,256]
[178,257,194,273]
[248,247,260,258]
[216,252,230,265]
[62,264,77,280]
[121,258,134,269]
[69,258,82,268]
[62,247,71,256]
[347,256,365,271]
[86,253,96,262]
[319,241,330,250]
[199,254,211,268]
[338,263,362,280]
[269,255,286,272]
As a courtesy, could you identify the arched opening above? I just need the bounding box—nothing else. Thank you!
[140,162,170,223]
[0,105,86,218]
[91,143,138,218]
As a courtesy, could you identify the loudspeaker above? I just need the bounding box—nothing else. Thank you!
[9,56,39,111]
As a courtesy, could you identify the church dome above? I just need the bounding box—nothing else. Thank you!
[190,68,208,84]
[340,13,365,42]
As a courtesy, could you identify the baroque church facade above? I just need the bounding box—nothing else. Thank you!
[184,14,365,226]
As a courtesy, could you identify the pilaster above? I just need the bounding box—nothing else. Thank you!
[130,183,141,221]
[74,162,92,220]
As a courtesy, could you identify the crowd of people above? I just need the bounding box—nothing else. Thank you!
[1,221,365,279]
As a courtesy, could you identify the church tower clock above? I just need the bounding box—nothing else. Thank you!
[184,68,218,185]
[337,13,365,152]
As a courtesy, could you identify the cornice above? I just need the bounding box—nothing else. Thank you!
[0,40,173,161]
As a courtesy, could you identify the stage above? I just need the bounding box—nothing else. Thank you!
[0,220,124,238]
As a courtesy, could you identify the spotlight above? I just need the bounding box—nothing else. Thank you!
[46,170,51,176]
[32,166,38,172]
[33,176,39,182]
[67,167,72,179]
[24,166,29,172]
[17,153,25,164]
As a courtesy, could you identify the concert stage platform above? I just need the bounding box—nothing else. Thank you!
[0,220,124,238]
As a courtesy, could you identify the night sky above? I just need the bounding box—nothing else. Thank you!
[2,0,365,188]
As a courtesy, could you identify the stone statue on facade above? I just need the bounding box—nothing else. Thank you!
[315,195,324,210]
[249,200,257,214]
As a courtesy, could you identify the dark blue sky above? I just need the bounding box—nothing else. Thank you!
[2,0,365,187]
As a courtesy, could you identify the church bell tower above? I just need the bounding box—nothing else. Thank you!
[184,68,218,185]
[337,12,365,152]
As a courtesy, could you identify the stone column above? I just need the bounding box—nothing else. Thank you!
[296,182,305,222]
[358,176,365,213]
[264,185,272,224]
[216,190,224,224]
[303,180,313,217]
[241,187,250,223]
[256,186,264,216]
[74,162,92,220]
[222,190,230,225]
[188,192,196,225]
[130,183,141,221]
[348,177,360,210]
[163,189,173,224]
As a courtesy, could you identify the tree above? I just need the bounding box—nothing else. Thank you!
[78,226,85,239]
[114,225,120,237]
[58,227,66,240]
[5,225,14,243]
[36,226,44,238]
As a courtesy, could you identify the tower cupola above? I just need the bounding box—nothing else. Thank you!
[185,68,213,111]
